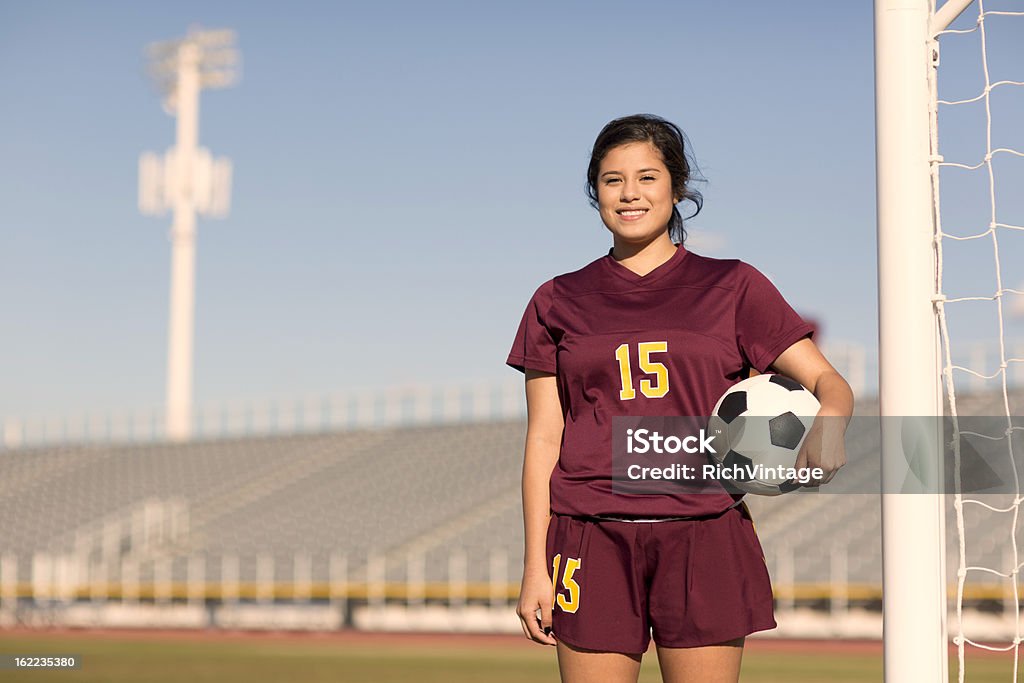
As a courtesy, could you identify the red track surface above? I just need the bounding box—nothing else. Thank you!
[0,627,1006,658]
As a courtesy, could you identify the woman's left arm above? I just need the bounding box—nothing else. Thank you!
[770,337,855,486]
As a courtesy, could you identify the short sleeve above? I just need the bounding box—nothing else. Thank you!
[734,262,815,373]
[506,279,558,374]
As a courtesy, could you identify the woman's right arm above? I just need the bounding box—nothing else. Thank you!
[516,368,564,646]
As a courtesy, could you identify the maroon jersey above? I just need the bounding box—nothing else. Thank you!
[506,244,815,518]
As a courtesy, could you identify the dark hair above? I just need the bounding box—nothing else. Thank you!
[585,114,704,245]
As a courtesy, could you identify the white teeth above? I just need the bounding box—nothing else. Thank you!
[620,210,647,216]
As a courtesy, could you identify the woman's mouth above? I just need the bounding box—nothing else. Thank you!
[617,209,649,221]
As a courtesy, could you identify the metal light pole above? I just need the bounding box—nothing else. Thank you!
[139,27,238,441]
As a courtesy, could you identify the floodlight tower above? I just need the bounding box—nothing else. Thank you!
[139,27,238,441]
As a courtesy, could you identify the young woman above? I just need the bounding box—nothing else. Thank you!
[506,114,852,683]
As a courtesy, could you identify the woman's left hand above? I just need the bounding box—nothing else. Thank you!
[770,338,855,488]
[792,410,847,486]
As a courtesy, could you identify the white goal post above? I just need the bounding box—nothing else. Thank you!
[877,0,1021,681]
[875,0,978,681]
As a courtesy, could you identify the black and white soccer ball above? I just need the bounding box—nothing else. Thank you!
[707,374,820,496]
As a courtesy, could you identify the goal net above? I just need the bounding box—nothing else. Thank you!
[877,0,1024,681]
[934,1,1024,681]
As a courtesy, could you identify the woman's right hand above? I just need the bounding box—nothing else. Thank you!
[517,566,557,646]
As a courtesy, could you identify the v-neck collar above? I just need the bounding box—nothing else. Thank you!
[602,242,689,286]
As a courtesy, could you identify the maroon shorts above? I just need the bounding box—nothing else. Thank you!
[545,502,776,654]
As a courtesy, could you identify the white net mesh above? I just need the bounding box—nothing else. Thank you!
[930,1,1024,678]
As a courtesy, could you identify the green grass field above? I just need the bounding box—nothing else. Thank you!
[0,632,1014,682]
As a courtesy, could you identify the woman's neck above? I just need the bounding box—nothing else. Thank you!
[610,233,678,277]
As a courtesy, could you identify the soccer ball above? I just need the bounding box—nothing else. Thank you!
[707,374,820,496]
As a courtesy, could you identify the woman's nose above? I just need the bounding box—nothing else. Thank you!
[620,180,640,201]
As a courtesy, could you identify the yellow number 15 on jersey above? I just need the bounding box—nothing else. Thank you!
[615,341,669,400]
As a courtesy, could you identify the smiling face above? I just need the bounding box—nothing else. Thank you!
[596,141,679,246]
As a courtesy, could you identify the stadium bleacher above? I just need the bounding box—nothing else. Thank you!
[1,390,1022,620]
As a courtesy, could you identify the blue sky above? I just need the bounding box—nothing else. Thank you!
[1,1,1021,419]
